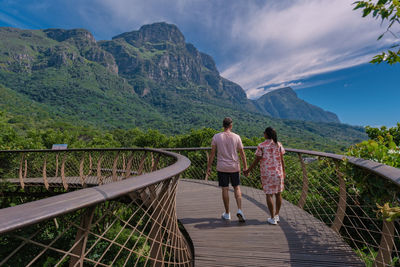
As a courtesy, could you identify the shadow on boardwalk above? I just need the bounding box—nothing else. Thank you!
[176,179,364,267]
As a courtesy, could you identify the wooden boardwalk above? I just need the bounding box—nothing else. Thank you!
[176,179,364,267]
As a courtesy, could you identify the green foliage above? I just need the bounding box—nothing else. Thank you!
[354,0,400,64]
[377,203,400,221]
[346,125,399,207]
[174,128,218,148]
[348,124,400,168]
[365,123,400,145]
[355,246,378,267]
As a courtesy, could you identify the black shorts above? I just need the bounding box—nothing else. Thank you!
[218,171,240,187]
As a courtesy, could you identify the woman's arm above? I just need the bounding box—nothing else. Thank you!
[244,156,261,177]
[281,150,286,178]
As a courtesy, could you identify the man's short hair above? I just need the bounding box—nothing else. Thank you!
[223,117,233,128]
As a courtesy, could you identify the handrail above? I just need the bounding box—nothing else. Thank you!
[0,148,193,266]
[0,148,190,234]
[286,148,400,187]
[166,146,400,187]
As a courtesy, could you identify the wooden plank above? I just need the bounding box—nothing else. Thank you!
[176,179,364,267]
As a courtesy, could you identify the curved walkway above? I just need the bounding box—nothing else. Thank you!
[176,179,364,267]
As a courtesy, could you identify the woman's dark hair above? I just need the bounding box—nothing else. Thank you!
[264,127,278,144]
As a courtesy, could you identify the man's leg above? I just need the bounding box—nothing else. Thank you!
[218,172,230,214]
[275,192,282,216]
[233,185,242,210]
[231,172,242,210]
[222,187,230,213]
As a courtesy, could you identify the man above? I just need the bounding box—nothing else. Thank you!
[206,117,248,222]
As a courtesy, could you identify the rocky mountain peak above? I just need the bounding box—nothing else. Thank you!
[44,28,96,44]
[264,87,297,98]
[112,22,185,46]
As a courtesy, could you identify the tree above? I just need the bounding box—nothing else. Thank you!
[354,0,400,64]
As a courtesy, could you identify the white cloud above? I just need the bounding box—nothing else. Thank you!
[221,0,398,99]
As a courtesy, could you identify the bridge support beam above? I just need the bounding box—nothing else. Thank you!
[374,219,395,267]
[331,160,347,234]
[297,153,309,209]
[69,206,96,267]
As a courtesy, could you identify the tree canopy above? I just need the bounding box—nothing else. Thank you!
[354,0,400,64]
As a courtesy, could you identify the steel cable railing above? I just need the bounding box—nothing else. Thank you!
[166,147,400,267]
[0,148,192,266]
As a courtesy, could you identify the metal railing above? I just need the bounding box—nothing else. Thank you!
[166,147,400,267]
[0,148,192,266]
[1,146,399,266]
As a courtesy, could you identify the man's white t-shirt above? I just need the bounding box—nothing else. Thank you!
[211,131,243,173]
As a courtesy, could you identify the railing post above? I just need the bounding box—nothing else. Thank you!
[137,152,148,175]
[112,152,119,182]
[151,154,161,171]
[19,153,25,189]
[96,154,104,185]
[61,153,68,190]
[43,156,49,190]
[374,219,395,267]
[331,160,347,234]
[55,153,59,178]
[297,153,309,209]
[205,151,209,181]
[147,178,173,266]
[124,152,135,179]
[69,206,96,267]
[79,153,92,187]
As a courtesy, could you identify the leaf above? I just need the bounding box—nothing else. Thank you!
[353,1,366,10]
[363,7,373,17]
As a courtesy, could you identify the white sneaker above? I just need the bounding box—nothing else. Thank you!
[236,209,246,222]
[267,217,277,225]
[221,212,231,220]
[274,215,280,223]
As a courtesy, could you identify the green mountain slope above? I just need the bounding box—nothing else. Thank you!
[0,24,366,151]
[0,27,168,129]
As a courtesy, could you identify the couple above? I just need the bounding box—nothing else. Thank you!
[206,117,286,225]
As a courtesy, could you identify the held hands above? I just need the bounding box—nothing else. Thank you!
[206,166,212,177]
[243,168,250,177]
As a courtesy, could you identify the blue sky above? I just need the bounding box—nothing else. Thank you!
[0,0,399,127]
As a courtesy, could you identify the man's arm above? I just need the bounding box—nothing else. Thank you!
[239,148,248,173]
[206,144,217,177]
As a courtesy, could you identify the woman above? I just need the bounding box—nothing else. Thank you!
[244,127,286,225]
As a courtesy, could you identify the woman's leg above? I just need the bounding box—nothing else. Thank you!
[275,192,282,216]
[266,194,274,218]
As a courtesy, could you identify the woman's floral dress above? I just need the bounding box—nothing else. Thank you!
[255,139,285,194]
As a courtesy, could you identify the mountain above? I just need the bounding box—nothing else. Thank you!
[99,23,259,113]
[0,27,165,129]
[0,23,366,150]
[256,87,340,123]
